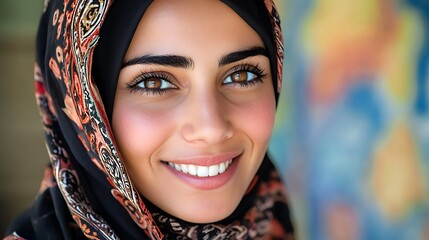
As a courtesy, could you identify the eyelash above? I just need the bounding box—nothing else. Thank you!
[127,63,267,96]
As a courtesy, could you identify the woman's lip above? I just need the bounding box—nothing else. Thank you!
[163,155,241,190]
[162,151,242,166]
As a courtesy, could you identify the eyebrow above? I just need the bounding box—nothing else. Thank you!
[121,46,268,69]
[219,46,268,66]
[122,55,194,69]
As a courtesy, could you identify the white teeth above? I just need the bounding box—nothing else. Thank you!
[174,164,181,171]
[219,162,226,173]
[208,165,219,177]
[166,159,234,177]
[180,164,188,174]
[197,166,209,177]
[188,165,197,176]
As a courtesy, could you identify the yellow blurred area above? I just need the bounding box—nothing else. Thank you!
[301,0,423,104]
[371,122,425,220]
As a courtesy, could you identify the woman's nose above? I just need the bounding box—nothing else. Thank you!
[179,90,234,145]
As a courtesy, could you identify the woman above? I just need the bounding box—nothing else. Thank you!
[6,0,294,239]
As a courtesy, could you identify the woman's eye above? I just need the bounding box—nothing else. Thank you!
[127,74,178,96]
[136,77,176,90]
[223,70,260,86]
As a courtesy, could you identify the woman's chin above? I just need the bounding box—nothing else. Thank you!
[170,206,236,224]
[158,194,241,224]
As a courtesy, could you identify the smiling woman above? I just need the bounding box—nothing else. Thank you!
[5,0,294,239]
[113,0,276,224]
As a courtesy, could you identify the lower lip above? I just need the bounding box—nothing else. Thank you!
[164,156,240,190]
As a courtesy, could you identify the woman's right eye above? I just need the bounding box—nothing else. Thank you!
[128,73,178,96]
[136,77,176,90]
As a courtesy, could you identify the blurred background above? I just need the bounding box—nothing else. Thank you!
[270,0,429,239]
[1,0,428,239]
[0,0,47,236]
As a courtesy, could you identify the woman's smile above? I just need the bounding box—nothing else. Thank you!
[161,152,242,190]
[163,151,241,177]
[165,158,234,177]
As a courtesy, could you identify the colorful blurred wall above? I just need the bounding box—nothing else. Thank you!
[0,0,428,239]
[269,0,429,239]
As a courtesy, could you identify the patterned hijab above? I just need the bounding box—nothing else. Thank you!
[6,0,293,239]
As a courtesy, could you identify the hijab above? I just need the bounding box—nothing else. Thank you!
[5,0,293,239]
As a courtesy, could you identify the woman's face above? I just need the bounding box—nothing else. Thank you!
[113,0,275,223]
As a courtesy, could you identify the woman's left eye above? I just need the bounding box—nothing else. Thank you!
[224,71,258,84]
[222,65,265,87]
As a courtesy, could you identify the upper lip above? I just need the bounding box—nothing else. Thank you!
[162,151,242,166]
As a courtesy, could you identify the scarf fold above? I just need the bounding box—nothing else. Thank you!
[5,0,293,239]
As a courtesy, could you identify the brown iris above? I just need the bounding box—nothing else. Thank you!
[231,71,248,82]
[145,78,162,89]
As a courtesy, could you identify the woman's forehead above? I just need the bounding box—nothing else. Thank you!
[125,0,265,61]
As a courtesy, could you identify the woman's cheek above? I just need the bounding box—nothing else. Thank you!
[113,103,172,163]
[234,94,276,147]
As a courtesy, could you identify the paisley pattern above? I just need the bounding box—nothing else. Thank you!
[36,0,161,238]
[70,0,144,215]
[35,64,120,239]
[264,0,284,93]
[5,0,292,239]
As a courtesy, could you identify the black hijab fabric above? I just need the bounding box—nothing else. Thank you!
[5,0,292,239]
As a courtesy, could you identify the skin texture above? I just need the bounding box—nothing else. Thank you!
[112,0,276,223]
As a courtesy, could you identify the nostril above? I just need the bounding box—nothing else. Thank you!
[179,92,234,145]
[180,118,233,145]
